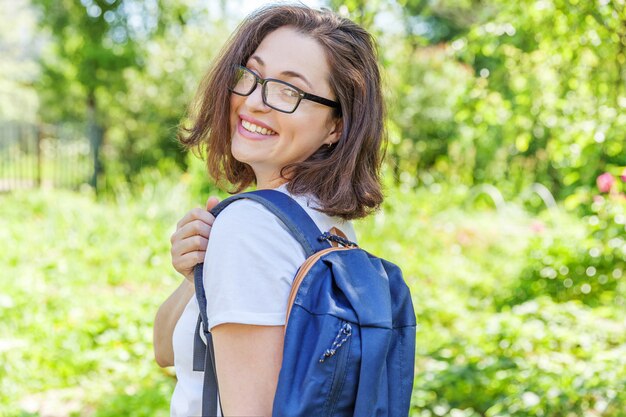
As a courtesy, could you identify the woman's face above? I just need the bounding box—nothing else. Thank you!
[229,26,340,189]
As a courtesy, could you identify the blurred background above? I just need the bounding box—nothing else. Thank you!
[1,0,625,416]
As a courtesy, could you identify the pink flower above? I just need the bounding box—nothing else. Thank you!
[530,220,545,234]
[621,168,626,183]
[597,172,615,193]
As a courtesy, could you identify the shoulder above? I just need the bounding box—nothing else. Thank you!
[216,197,276,222]
[207,198,303,257]
[203,198,306,329]
[203,197,307,286]
[212,198,288,238]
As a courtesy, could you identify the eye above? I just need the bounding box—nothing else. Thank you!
[281,87,300,98]
[246,66,262,78]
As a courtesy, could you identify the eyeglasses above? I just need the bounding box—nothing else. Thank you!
[229,65,341,114]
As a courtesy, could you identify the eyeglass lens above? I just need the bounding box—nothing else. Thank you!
[231,67,301,113]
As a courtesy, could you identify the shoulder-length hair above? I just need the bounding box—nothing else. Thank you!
[179,4,385,220]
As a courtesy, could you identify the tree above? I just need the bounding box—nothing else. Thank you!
[0,0,40,122]
[32,0,147,188]
[452,0,626,196]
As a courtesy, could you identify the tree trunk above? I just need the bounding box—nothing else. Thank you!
[87,92,103,192]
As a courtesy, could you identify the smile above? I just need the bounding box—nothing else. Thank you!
[241,119,277,136]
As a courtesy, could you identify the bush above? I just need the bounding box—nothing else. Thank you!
[0,188,182,416]
[412,298,626,417]
[504,190,626,308]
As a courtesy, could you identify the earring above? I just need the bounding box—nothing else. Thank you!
[326,142,333,148]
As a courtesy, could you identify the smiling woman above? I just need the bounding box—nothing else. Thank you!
[180,4,384,219]
[154,4,386,417]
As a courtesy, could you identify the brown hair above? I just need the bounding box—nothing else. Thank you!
[179,4,385,220]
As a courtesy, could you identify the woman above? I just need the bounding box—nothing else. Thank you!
[154,4,385,416]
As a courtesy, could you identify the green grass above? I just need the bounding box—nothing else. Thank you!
[1,180,624,416]
[0,182,187,416]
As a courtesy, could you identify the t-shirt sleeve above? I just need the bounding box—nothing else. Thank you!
[202,199,306,331]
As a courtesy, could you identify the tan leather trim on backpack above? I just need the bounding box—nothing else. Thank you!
[284,246,354,332]
[328,227,348,247]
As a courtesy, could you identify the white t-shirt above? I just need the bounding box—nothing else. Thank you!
[170,185,356,417]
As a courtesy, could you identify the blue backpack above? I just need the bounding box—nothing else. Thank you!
[193,190,416,416]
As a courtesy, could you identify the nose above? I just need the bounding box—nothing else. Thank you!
[244,80,270,112]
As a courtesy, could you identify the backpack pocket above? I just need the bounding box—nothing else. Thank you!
[273,311,360,417]
[320,320,353,416]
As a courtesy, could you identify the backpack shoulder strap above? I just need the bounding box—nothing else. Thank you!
[192,264,220,417]
[210,189,331,257]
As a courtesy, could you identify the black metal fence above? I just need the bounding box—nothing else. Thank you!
[0,122,94,192]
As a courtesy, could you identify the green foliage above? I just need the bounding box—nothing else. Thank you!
[335,0,625,198]
[1,181,625,415]
[385,44,472,186]
[511,199,625,308]
[0,0,40,121]
[448,0,626,196]
[33,0,141,120]
[412,298,626,417]
[11,0,626,414]
[100,13,225,182]
[498,175,626,308]
[24,0,624,198]
[353,182,625,416]
[31,0,229,185]
[0,183,191,416]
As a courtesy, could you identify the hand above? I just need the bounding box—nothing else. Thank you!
[170,196,220,283]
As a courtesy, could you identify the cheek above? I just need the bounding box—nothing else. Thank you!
[229,98,240,133]
[297,113,331,145]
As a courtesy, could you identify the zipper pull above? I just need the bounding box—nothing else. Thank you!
[319,323,352,363]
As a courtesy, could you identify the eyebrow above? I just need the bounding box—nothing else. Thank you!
[249,55,313,90]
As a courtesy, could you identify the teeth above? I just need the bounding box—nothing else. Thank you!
[241,119,276,135]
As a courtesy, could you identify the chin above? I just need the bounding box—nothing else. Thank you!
[230,140,252,165]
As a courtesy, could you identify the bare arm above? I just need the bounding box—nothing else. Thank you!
[153,279,195,367]
[212,324,284,416]
[153,196,220,367]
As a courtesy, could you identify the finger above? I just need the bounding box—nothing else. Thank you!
[173,251,207,275]
[171,215,214,246]
[171,235,209,258]
[171,219,213,244]
[176,207,216,230]
[206,196,220,211]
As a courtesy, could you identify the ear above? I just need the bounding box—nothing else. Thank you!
[326,117,343,145]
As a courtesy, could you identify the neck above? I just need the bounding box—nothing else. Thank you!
[256,176,288,190]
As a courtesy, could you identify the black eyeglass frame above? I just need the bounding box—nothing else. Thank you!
[229,65,341,114]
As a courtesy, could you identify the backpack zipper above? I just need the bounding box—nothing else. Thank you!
[322,321,353,416]
[319,322,352,363]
